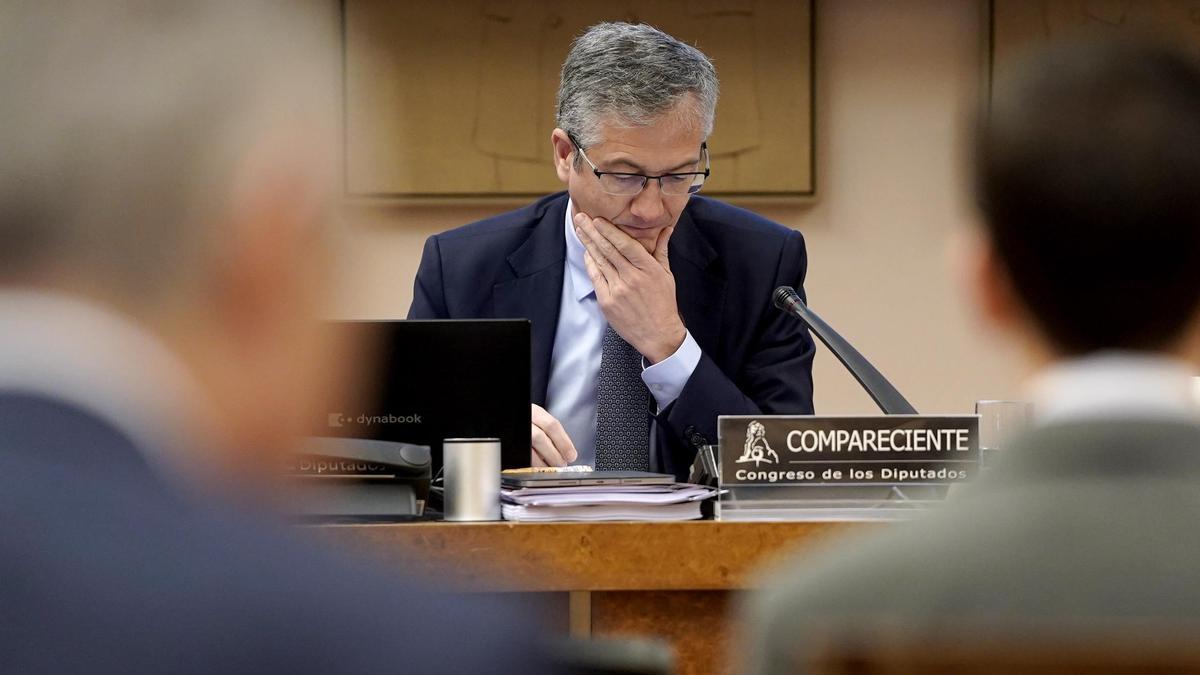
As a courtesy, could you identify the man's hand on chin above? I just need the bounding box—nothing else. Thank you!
[573,212,687,364]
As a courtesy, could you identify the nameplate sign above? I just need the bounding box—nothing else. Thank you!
[717,415,979,487]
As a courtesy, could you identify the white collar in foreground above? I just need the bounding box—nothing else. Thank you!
[1027,351,1199,427]
[0,289,225,494]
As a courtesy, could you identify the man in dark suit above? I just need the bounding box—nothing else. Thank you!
[0,3,550,672]
[740,38,1200,674]
[410,23,815,479]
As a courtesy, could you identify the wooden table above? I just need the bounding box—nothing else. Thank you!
[310,520,875,674]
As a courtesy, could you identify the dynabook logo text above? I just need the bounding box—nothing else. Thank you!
[327,413,423,428]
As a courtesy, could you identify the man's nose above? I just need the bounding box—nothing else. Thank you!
[629,179,667,223]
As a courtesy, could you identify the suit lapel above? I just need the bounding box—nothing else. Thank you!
[670,207,726,355]
[492,195,568,405]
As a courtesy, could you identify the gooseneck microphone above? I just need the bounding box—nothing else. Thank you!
[773,286,917,415]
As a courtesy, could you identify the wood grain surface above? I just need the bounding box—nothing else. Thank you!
[307,520,874,592]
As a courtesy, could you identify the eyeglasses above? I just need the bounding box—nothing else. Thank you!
[567,132,710,196]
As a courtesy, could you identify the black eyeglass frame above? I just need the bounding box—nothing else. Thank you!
[566,131,711,196]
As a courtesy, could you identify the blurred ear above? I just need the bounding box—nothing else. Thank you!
[950,228,1022,336]
[551,128,575,184]
[200,154,335,464]
[217,165,320,343]
[1171,296,1200,365]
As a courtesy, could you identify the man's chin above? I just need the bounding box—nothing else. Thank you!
[617,226,663,254]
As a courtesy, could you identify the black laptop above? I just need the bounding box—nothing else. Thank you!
[320,319,531,475]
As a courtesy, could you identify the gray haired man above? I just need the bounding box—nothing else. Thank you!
[410,22,816,479]
[0,2,551,671]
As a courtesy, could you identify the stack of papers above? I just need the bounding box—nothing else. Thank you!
[500,483,719,522]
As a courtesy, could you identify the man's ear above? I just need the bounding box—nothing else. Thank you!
[950,228,1022,335]
[1174,311,1200,366]
[215,165,322,346]
[550,128,575,184]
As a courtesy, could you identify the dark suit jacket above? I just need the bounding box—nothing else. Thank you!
[0,392,552,674]
[741,417,1200,675]
[409,192,815,479]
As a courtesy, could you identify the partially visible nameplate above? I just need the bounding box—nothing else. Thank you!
[718,415,980,487]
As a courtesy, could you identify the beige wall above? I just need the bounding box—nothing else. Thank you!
[333,0,1025,415]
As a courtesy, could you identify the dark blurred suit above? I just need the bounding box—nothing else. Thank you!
[742,417,1200,675]
[0,391,551,674]
[409,191,816,479]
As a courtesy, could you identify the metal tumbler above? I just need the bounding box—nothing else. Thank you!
[442,438,501,521]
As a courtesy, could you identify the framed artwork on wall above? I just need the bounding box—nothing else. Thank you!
[343,0,815,200]
[990,0,1200,88]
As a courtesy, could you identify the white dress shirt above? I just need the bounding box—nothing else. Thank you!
[1027,351,1199,426]
[544,200,702,467]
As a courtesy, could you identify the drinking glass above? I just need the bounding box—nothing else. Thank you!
[975,400,1034,469]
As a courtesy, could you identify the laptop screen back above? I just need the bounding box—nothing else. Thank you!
[320,319,531,474]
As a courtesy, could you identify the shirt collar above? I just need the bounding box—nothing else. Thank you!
[0,289,226,495]
[563,198,595,302]
[1027,351,1199,426]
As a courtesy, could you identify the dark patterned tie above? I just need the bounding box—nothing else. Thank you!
[595,325,651,471]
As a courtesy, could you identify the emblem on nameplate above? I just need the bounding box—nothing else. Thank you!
[736,420,780,467]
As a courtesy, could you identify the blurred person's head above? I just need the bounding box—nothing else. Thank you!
[0,2,343,473]
[551,22,717,254]
[970,37,1200,367]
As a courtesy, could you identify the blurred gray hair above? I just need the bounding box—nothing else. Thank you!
[0,1,332,307]
[556,22,719,152]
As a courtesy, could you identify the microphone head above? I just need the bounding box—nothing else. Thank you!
[772,285,800,311]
